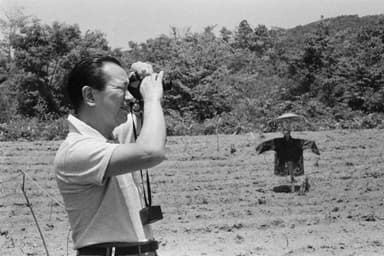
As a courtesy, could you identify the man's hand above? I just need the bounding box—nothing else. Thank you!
[130,61,154,78]
[140,71,164,102]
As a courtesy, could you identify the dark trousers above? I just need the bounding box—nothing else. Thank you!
[77,253,158,256]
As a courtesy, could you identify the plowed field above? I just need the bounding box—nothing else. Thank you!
[1,129,384,256]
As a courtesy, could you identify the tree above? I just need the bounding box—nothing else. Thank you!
[0,5,30,73]
[234,19,254,49]
[219,26,232,43]
[283,19,334,99]
[252,24,273,55]
[11,19,112,118]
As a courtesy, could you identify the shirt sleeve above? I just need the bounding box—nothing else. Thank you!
[302,139,320,155]
[55,136,118,185]
[256,139,275,154]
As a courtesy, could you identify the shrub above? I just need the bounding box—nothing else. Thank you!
[0,116,68,141]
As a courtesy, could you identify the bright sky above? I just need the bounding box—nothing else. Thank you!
[1,0,384,49]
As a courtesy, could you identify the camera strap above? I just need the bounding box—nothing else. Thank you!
[131,112,152,207]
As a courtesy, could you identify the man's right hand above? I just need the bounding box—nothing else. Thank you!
[140,71,164,102]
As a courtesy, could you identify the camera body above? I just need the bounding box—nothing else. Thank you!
[128,70,170,100]
[128,72,143,100]
[140,205,163,225]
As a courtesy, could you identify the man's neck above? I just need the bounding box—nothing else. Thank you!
[76,110,113,139]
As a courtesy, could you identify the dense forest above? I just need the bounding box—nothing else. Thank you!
[1,7,384,140]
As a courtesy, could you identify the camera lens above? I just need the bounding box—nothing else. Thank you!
[128,73,142,100]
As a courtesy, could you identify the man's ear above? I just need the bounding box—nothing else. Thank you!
[82,86,96,107]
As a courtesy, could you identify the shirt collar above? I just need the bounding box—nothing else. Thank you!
[67,114,108,141]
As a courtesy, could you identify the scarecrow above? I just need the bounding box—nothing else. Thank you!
[256,113,320,193]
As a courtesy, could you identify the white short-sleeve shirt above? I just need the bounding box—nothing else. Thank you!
[54,114,151,249]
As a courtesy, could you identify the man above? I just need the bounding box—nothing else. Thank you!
[54,55,166,256]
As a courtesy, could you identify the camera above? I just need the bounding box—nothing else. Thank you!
[140,205,163,225]
[128,72,143,100]
[128,71,172,100]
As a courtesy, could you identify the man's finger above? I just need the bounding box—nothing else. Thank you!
[128,71,135,79]
[157,71,164,81]
[131,62,153,76]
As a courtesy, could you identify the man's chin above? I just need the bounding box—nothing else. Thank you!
[115,112,129,126]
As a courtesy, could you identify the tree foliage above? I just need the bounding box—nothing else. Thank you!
[1,10,384,140]
[9,17,114,118]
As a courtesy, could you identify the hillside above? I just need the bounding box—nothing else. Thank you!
[1,13,384,139]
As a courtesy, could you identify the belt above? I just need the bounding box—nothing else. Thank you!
[77,240,158,256]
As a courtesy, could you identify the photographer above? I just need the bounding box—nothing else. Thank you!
[54,56,166,256]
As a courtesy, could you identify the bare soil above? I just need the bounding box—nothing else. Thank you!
[1,129,384,256]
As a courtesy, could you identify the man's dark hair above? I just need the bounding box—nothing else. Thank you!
[66,55,122,113]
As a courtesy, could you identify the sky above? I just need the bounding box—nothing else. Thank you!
[1,0,384,49]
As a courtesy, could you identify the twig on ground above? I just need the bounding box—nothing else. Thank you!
[283,233,289,248]
[216,117,222,152]
[20,172,50,256]
[66,228,72,256]
[18,169,64,208]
